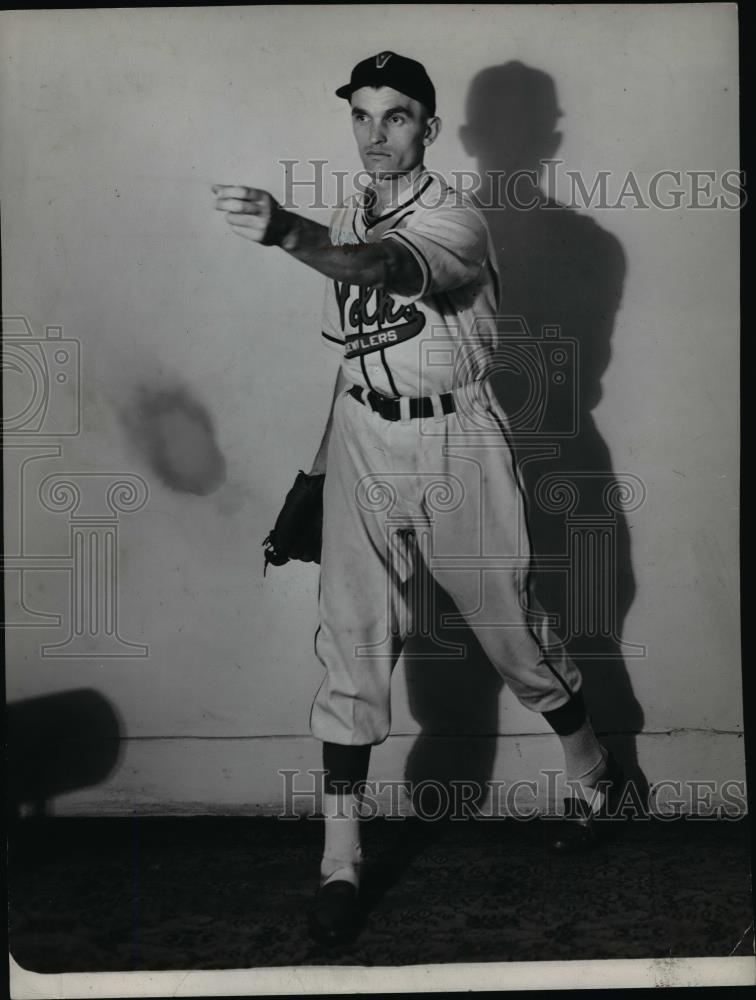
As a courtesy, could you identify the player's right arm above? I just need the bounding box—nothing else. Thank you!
[308,365,348,476]
[212,185,424,296]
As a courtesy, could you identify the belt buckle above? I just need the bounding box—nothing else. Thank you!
[370,389,401,421]
[371,391,390,419]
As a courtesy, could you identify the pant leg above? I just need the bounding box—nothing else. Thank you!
[310,392,415,746]
[422,383,582,713]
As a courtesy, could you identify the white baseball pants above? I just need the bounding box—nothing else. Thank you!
[310,379,582,746]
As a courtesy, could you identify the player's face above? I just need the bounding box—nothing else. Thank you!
[350,86,438,176]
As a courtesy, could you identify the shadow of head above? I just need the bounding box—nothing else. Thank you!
[7,689,123,817]
[118,383,226,496]
[460,59,628,417]
[460,60,563,178]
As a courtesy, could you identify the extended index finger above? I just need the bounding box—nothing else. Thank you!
[211,185,265,201]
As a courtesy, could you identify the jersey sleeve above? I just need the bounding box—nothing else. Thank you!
[381,199,489,301]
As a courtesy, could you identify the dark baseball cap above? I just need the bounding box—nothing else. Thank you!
[336,51,436,116]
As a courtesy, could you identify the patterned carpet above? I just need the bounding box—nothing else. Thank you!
[8,815,754,972]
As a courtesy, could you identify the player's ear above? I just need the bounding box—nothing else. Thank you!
[423,115,441,147]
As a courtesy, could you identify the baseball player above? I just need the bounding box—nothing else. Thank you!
[214,51,623,946]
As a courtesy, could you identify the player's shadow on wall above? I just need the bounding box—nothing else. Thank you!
[402,61,647,814]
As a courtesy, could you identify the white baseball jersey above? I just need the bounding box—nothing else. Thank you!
[321,168,500,397]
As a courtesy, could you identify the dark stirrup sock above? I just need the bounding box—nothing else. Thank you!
[323,741,372,794]
[320,742,372,888]
[542,690,589,736]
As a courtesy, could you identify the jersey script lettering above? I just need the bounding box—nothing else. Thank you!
[333,281,427,357]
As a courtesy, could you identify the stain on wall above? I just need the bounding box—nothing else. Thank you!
[118,383,226,495]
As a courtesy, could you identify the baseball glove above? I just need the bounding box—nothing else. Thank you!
[262,470,325,574]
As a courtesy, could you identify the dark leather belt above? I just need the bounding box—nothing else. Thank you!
[347,384,456,421]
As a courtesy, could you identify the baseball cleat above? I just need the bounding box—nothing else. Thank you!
[549,751,627,854]
[307,878,362,946]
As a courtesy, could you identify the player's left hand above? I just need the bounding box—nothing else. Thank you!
[212,185,292,246]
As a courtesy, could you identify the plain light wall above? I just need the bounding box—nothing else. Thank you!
[1,4,742,813]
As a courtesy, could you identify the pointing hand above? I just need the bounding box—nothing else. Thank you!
[212,185,292,246]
